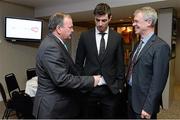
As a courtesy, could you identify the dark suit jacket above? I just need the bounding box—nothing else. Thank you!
[75,28,125,94]
[129,34,170,114]
[33,33,94,118]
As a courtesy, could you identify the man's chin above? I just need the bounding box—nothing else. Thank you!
[135,30,140,34]
[67,36,72,40]
[97,27,105,32]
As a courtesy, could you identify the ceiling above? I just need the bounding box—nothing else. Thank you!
[2,0,84,8]
[2,0,180,23]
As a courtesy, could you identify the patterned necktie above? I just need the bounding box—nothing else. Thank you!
[99,33,106,58]
[127,40,144,85]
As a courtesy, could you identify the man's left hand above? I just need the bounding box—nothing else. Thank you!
[141,110,151,119]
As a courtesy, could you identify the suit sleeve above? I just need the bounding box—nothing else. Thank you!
[143,43,170,114]
[116,35,125,90]
[42,44,94,92]
[75,33,86,75]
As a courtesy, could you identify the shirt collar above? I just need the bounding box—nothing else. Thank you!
[141,32,154,44]
[54,34,67,48]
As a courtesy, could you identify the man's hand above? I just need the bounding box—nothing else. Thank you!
[141,110,151,119]
[93,75,101,87]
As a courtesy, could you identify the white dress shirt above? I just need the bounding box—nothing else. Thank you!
[95,27,109,55]
[95,27,109,86]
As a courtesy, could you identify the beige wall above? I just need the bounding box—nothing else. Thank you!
[70,26,87,61]
[0,2,38,100]
[175,19,180,84]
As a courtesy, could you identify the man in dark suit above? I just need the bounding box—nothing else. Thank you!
[32,12,101,119]
[126,7,170,119]
[75,3,125,118]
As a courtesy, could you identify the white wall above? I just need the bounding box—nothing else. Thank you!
[157,8,175,109]
[0,2,38,101]
[35,0,164,17]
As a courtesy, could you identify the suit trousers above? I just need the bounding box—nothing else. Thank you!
[80,85,121,118]
[128,85,157,119]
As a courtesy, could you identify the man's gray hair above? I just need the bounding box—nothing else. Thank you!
[134,7,157,26]
[48,12,71,32]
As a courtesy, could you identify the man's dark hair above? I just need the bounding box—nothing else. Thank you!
[93,3,111,18]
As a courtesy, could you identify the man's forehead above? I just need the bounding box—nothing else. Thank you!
[95,14,108,18]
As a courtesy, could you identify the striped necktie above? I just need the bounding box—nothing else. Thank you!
[127,40,144,85]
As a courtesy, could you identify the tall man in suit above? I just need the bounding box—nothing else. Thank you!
[75,3,125,118]
[126,7,170,119]
[32,12,101,119]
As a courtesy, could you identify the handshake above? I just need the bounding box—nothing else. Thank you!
[93,75,103,87]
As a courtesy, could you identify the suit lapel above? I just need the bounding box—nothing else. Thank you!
[49,33,75,66]
[59,42,75,66]
[135,34,156,64]
[90,29,100,62]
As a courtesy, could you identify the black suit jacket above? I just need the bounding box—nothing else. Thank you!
[75,28,125,94]
[129,34,170,114]
[33,33,94,118]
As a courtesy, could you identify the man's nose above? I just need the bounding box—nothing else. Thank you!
[98,21,103,26]
[132,22,136,26]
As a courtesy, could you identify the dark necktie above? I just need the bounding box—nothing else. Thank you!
[127,40,144,85]
[99,33,106,58]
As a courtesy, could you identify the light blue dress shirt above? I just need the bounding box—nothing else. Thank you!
[128,32,154,86]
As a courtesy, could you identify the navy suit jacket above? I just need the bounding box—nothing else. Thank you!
[129,34,170,114]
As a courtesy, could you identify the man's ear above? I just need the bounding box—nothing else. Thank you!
[147,19,153,26]
[109,15,112,21]
[56,25,61,33]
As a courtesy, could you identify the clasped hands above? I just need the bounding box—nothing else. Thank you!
[93,75,102,87]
